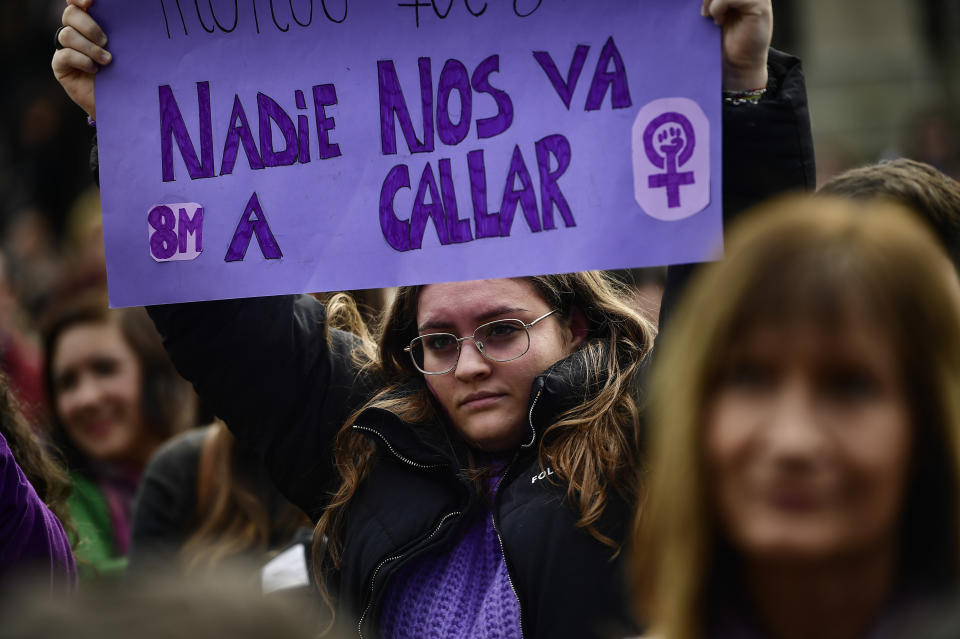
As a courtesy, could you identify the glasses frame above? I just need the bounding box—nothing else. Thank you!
[404,309,559,375]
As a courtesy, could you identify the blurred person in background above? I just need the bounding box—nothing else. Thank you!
[0,0,92,241]
[0,252,44,424]
[633,197,960,639]
[899,108,960,180]
[43,304,197,580]
[819,158,960,271]
[58,185,108,295]
[814,139,859,189]
[1,210,61,327]
[0,370,76,593]
[129,418,312,587]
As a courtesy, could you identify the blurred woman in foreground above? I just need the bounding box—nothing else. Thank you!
[634,197,960,639]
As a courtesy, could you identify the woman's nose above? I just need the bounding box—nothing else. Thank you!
[65,374,104,413]
[454,339,493,381]
[764,377,826,462]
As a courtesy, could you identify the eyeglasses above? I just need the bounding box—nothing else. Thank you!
[405,310,559,375]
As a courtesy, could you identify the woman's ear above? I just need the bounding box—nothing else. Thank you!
[568,306,589,349]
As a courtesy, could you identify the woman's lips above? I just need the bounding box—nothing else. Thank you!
[765,488,825,513]
[81,419,114,439]
[460,393,505,409]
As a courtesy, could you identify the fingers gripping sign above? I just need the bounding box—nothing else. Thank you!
[702,0,772,91]
[52,0,112,119]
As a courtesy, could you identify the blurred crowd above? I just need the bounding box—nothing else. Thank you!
[2,1,960,639]
[0,0,106,427]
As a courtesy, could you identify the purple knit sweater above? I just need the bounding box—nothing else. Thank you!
[379,470,522,639]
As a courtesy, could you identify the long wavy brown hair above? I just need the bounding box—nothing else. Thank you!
[312,273,655,624]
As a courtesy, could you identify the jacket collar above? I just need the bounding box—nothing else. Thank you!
[351,406,455,470]
[524,342,613,448]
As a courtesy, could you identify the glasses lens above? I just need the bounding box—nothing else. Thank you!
[476,320,529,362]
[410,333,459,373]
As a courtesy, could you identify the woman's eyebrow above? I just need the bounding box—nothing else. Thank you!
[418,306,530,331]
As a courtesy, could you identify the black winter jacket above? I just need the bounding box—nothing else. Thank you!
[149,295,638,638]
[146,50,814,639]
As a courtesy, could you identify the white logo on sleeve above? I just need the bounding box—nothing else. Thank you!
[531,467,555,484]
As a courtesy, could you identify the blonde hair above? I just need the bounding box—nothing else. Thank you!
[315,273,656,627]
[178,422,310,574]
[632,196,960,639]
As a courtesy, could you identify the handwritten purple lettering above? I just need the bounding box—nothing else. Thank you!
[534,37,632,112]
[148,203,204,262]
[160,82,341,182]
[225,192,283,261]
[378,137,574,251]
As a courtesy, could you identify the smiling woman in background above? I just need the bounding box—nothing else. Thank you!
[43,305,196,579]
[633,196,960,639]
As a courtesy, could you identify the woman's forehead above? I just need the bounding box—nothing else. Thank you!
[417,279,544,324]
[57,319,123,348]
[52,320,130,367]
[725,315,899,369]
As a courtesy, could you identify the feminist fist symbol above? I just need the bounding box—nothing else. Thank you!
[657,126,686,158]
[644,112,697,209]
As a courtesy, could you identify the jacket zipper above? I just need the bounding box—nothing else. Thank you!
[356,509,462,639]
[492,453,526,639]
[352,406,537,639]
[351,424,446,470]
[489,385,540,636]
[351,423,456,639]
[522,388,542,449]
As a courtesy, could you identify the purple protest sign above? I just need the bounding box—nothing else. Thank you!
[92,0,722,307]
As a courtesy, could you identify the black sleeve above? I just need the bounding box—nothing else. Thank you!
[127,428,206,579]
[90,130,99,188]
[657,49,817,331]
[146,295,369,521]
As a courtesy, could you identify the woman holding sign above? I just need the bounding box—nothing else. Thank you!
[164,277,652,639]
[52,0,813,636]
